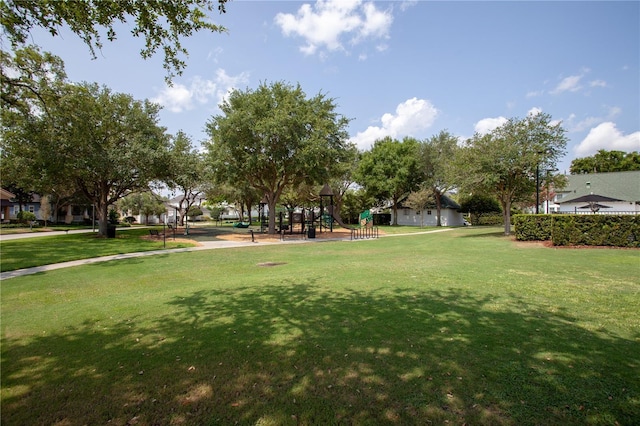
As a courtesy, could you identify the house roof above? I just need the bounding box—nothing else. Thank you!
[557,171,640,204]
[398,194,462,210]
[0,188,16,200]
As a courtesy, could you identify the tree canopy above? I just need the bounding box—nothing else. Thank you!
[355,136,422,226]
[570,149,640,174]
[1,0,229,80]
[460,113,567,235]
[420,130,460,226]
[204,81,354,233]
[1,80,170,236]
[166,131,209,225]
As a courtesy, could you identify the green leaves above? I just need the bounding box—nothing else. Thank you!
[204,81,353,233]
[461,113,568,235]
[2,0,230,81]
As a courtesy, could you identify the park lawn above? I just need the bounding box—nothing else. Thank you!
[1,226,638,425]
[0,228,195,272]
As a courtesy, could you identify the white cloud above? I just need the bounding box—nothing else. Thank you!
[590,79,607,88]
[350,97,438,150]
[152,69,249,113]
[474,116,507,135]
[564,106,622,133]
[550,74,583,95]
[274,0,393,57]
[575,122,640,156]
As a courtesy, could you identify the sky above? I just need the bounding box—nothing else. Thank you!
[26,0,640,174]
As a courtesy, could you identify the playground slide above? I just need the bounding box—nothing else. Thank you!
[331,211,353,230]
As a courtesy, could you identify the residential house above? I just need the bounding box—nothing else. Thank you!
[391,195,467,227]
[1,188,16,222]
[554,171,640,214]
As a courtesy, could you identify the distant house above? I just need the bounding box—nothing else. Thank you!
[0,191,46,222]
[1,188,16,222]
[554,171,640,214]
[391,195,466,227]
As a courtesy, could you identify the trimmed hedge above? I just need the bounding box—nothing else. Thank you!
[514,214,640,247]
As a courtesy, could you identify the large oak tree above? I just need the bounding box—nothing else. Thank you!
[460,113,567,235]
[2,81,170,236]
[204,81,353,234]
[355,136,422,226]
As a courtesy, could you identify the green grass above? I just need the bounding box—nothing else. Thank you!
[1,227,639,425]
[0,228,195,272]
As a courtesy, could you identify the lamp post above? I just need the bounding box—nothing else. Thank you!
[536,162,540,214]
[259,196,267,233]
[545,168,558,214]
[535,150,547,214]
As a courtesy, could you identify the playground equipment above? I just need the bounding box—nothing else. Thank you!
[359,210,373,227]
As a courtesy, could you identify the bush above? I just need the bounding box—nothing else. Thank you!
[124,216,137,224]
[108,209,120,225]
[16,210,37,224]
[514,214,639,247]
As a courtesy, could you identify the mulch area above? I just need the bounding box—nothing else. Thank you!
[140,225,360,244]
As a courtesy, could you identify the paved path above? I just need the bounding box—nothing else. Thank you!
[0,228,452,280]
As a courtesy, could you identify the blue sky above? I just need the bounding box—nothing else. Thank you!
[29,0,639,173]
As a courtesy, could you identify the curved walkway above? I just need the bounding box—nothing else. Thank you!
[0,228,453,280]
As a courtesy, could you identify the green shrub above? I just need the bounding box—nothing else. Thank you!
[108,209,120,224]
[515,214,639,247]
[16,210,37,224]
[513,215,553,241]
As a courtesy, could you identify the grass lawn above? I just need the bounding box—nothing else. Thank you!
[0,228,195,272]
[1,226,638,425]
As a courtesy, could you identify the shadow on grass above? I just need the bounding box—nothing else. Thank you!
[2,284,638,425]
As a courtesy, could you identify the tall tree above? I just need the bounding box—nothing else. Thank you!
[421,130,460,226]
[1,0,229,81]
[0,47,69,196]
[355,136,422,226]
[166,131,208,226]
[2,82,170,236]
[204,81,353,234]
[570,150,640,174]
[460,113,567,235]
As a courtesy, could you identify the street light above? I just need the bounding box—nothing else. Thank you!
[545,168,558,214]
[535,150,547,214]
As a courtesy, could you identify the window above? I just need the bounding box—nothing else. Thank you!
[404,208,409,216]
[28,205,35,213]
[427,210,432,215]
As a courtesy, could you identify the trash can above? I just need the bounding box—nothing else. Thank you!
[107,225,116,238]
[307,226,316,239]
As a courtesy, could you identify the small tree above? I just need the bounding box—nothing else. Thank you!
[405,188,432,227]
[39,194,52,226]
[187,206,203,221]
[17,210,36,225]
[459,194,501,225]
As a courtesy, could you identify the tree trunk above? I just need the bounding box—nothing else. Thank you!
[435,191,443,227]
[267,199,277,234]
[97,196,109,237]
[502,199,511,235]
[392,196,399,226]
